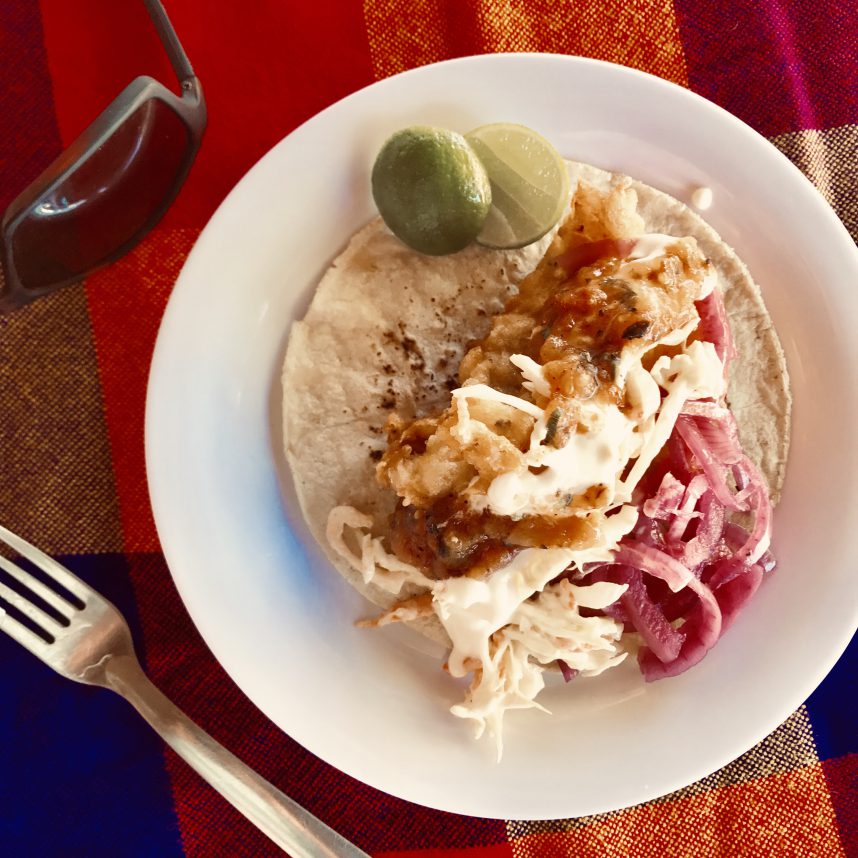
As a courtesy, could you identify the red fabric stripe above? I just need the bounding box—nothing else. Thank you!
[38,0,376,231]
[822,755,858,857]
[38,0,172,143]
[84,227,197,553]
[0,1,62,210]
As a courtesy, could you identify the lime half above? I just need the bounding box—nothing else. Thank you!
[465,123,570,249]
[371,127,491,256]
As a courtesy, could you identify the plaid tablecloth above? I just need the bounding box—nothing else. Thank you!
[1,1,856,856]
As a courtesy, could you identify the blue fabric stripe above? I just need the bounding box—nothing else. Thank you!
[806,632,858,761]
[0,553,183,858]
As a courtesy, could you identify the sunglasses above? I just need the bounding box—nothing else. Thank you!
[0,0,206,314]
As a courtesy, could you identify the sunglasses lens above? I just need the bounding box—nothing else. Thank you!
[9,97,190,292]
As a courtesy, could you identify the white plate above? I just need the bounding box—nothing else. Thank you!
[146,54,858,820]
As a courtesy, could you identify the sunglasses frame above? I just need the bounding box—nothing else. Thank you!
[0,0,206,313]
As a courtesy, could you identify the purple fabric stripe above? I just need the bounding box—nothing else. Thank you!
[674,0,858,137]
[765,1,817,130]
[0,1,62,212]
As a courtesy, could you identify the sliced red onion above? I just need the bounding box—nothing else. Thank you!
[632,448,675,505]
[627,512,662,549]
[689,413,743,466]
[557,660,579,682]
[640,576,722,681]
[715,565,764,634]
[613,542,692,592]
[597,600,629,623]
[643,472,686,520]
[675,416,746,511]
[577,564,630,621]
[667,424,696,483]
[716,521,771,576]
[658,587,699,623]
[725,457,772,566]
[696,289,737,366]
[722,521,750,551]
[665,474,708,545]
[682,490,726,568]
[739,487,772,566]
[616,567,685,663]
[598,390,774,682]
[681,400,731,420]
[732,462,749,492]
[703,555,747,590]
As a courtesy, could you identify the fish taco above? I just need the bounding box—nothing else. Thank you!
[282,160,790,753]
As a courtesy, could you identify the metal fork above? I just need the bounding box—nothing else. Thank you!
[0,523,369,858]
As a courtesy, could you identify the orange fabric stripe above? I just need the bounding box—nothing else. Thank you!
[376,845,514,858]
[85,228,199,553]
[507,763,844,857]
[363,0,689,86]
[363,0,449,79]
[0,286,123,554]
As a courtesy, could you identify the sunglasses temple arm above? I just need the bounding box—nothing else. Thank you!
[142,0,196,86]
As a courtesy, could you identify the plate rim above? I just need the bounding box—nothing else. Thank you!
[145,51,858,820]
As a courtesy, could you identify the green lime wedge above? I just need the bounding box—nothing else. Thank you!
[371,127,492,256]
[465,123,570,249]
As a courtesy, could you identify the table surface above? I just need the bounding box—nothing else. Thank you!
[1,1,856,856]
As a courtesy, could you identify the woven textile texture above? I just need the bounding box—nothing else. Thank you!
[0,1,855,856]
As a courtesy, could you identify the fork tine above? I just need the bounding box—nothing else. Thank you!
[0,607,54,659]
[0,524,88,604]
[0,554,74,618]
[0,578,64,632]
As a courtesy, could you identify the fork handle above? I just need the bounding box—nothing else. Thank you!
[103,654,368,858]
